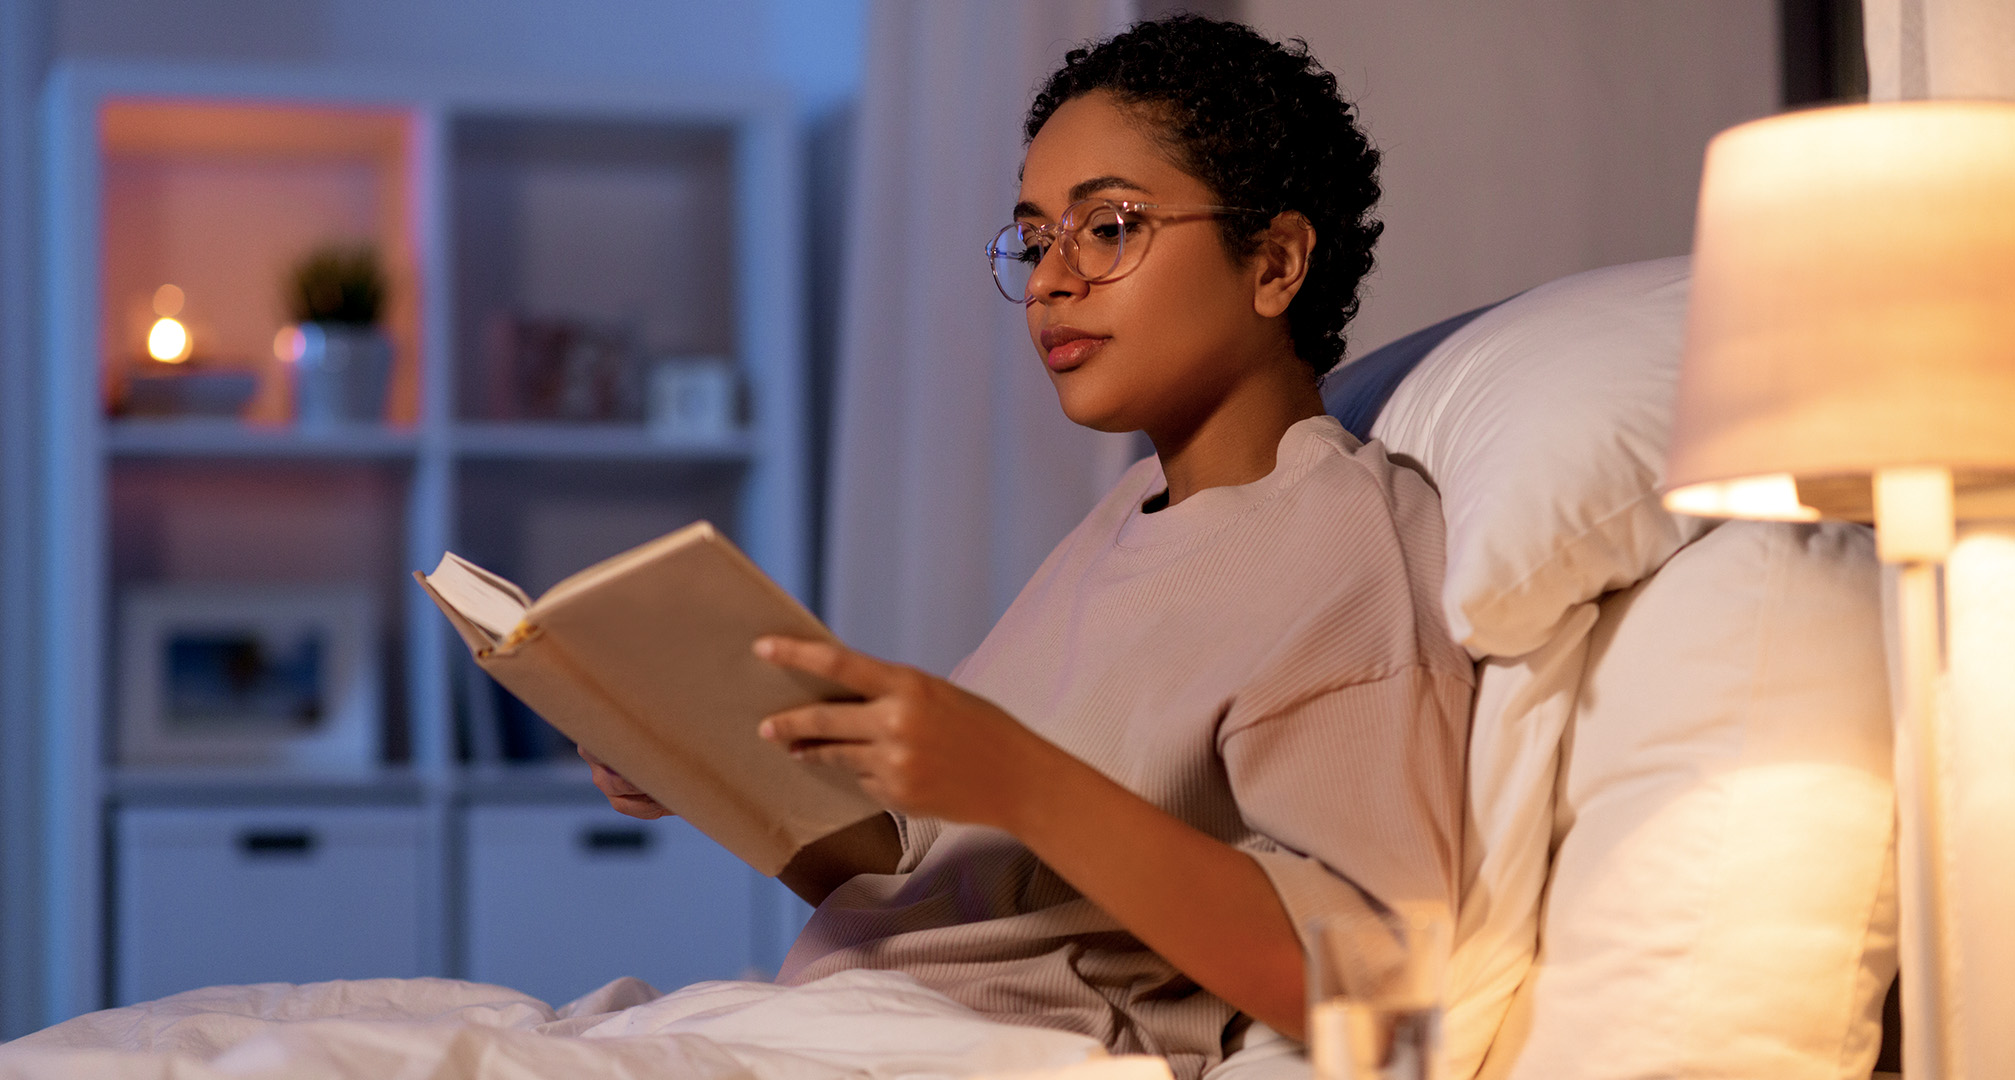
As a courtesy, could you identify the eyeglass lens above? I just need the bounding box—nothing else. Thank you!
[988,201,1135,303]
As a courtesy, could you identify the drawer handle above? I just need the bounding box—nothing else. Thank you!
[580,827,650,853]
[239,829,317,856]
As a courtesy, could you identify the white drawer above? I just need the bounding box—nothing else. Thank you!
[462,802,762,1006]
[115,805,428,1006]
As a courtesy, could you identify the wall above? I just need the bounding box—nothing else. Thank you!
[1244,0,1782,357]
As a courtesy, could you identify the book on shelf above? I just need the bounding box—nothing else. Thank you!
[415,521,882,876]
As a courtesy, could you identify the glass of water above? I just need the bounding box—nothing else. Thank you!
[1306,908,1450,1080]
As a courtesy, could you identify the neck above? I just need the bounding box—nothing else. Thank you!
[1149,353,1325,507]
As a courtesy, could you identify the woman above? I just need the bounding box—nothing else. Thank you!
[588,16,1472,1079]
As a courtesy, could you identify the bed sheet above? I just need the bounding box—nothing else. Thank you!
[0,968,1173,1080]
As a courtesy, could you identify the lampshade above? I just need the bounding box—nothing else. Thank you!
[1663,102,2015,523]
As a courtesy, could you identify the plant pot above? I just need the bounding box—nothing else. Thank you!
[293,323,393,428]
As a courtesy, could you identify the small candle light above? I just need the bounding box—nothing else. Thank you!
[146,317,190,363]
[147,284,192,363]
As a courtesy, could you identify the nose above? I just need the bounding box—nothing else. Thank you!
[1024,241,1087,305]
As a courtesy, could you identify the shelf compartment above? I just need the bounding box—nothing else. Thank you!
[451,459,742,598]
[450,114,737,423]
[99,99,422,427]
[109,459,417,767]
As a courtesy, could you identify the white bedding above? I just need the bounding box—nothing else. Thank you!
[0,969,1173,1080]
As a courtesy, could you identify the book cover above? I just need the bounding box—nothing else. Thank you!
[417,522,883,876]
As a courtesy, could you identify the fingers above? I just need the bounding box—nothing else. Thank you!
[583,752,647,798]
[758,701,887,749]
[579,744,673,820]
[606,793,672,820]
[789,738,882,776]
[754,636,904,698]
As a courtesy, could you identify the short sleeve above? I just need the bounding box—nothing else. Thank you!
[1220,666,1469,956]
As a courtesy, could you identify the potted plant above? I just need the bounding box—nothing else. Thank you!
[286,244,392,427]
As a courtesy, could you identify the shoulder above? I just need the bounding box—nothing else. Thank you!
[1289,417,1438,527]
[1237,417,1470,698]
[1266,416,1446,574]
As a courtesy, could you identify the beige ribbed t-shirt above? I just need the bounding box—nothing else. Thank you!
[778,415,1473,1080]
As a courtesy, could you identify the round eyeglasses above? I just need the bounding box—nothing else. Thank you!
[986,198,1268,304]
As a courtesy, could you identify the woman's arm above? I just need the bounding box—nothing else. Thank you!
[1012,749,1308,1037]
[752,636,1308,1039]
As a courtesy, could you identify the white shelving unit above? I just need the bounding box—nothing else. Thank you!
[36,62,816,1024]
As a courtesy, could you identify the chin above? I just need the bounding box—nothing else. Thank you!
[1049,379,1138,434]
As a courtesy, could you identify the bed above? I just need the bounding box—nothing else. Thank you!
[0,257,1898,1080]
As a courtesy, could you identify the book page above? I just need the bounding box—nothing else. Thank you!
[425,553,531,640]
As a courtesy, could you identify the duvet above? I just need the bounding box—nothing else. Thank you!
[0,968,1173,1080]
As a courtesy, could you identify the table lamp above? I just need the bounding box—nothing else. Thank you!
[1663,101,2015,1080]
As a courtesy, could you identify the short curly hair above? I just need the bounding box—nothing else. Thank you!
[1026,15,1381,376]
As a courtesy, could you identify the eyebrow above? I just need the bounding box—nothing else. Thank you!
[1013,174,1153,220]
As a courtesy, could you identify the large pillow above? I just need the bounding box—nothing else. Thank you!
[1369,255,1709,660]
[1485,520,1897,1080]
[1347,257,1709,1079]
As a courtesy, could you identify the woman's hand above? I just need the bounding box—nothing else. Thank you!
[753,636,1056,829]
[579,745,673,820]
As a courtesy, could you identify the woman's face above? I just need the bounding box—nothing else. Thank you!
[1017,92,1283,437]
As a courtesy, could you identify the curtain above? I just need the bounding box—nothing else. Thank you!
[822,0,1144,674]
[1863,0,2015,100]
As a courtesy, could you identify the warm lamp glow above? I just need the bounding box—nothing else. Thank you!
[1874,466,1957,563]
[1663,102,2015,522]
[1663,474,1821,522]
[146,317,190,363]
[150,283,184,318]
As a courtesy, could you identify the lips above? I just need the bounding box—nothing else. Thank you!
[1039,326,1109,372]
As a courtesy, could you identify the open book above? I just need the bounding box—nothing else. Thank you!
[415,522,883,876]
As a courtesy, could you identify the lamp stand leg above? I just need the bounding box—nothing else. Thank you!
[1892,558,1952,1080]
[1939,524,2015,1076]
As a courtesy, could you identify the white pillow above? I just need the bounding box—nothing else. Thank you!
[1370,255,1710,660]
[1486,520,1897,1080]
[1360,257,1709,1078]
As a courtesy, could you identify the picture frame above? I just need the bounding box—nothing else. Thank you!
[646,356,740,443]
[118,586,381,773]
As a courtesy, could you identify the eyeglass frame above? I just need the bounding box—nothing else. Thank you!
[986,198,1272,304]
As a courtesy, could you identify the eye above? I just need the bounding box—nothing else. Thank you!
[1078,206,1143,247]
[1013,235,1050,265]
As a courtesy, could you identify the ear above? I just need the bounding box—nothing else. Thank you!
[1250,211,1315,319]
